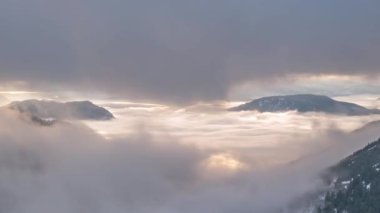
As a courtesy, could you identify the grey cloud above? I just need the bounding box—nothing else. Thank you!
[0,0,379,102]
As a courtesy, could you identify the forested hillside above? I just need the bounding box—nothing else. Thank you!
[317,138,380,213]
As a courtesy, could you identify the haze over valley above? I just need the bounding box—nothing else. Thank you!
[1,1,380,212]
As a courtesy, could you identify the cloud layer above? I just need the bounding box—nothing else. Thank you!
[0,0,379,102]
[0,107,379,212]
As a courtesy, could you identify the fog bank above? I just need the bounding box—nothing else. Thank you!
[0,107,379,212]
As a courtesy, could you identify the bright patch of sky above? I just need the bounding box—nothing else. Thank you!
[229,75,380,102]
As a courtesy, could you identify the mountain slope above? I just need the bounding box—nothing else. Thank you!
[353,120,380,133]
[9,100,114,123]
[230,94,380,116]
[317,138,380,213]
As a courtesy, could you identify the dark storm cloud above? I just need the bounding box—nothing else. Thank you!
[0,0,379,102]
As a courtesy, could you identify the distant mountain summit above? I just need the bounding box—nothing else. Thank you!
[230,94,380,116]
[9,100,114,124]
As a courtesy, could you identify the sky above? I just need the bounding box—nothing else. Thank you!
[0,0,379,103]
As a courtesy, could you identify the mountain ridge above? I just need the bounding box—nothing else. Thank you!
[8,99,114,125]
[230,94,380,116]
[316,138,380,212]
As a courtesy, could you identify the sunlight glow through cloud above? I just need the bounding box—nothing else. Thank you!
[205,153,246,171]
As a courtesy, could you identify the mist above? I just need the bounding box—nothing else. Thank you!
[0,106,378,213]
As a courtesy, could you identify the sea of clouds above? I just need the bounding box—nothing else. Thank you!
[0,104,379,213]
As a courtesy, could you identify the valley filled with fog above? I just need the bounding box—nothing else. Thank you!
[0,95,379,213]
[1,1,380,211]
[87,97,380,166]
